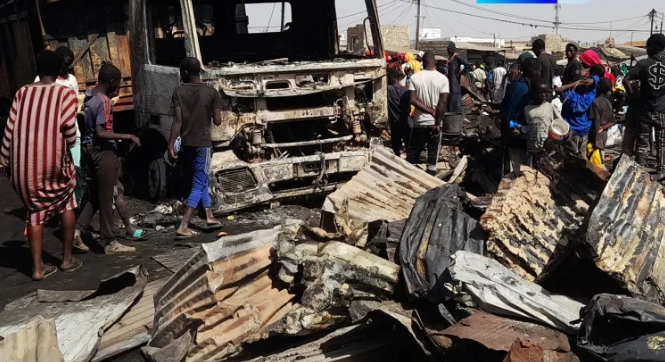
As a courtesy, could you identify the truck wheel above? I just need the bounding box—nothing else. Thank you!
[148,158,168,201]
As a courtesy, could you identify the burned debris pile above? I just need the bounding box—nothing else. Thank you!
[4,147,665,362]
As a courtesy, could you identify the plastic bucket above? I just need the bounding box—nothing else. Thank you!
[549,119,570,141]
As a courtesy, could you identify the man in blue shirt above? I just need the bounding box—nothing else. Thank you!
[555,65,602,157]
[499,57,542,171]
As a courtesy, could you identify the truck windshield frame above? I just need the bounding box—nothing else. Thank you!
[173,0,383,66]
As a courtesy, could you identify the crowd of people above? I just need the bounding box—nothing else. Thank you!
[388,34,665,181]
[0,49,221,281]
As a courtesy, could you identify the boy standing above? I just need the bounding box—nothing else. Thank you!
[524,79,565,166]
[77,64,140,254]
[589,78,616,169]
[562,43,582,86]
[168,57,223,239]
[555,65,602,157]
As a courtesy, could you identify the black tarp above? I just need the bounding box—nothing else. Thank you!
[576,294,665,361]
[398,184,486,306]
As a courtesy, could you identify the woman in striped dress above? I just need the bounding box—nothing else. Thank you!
[0,50,83,280]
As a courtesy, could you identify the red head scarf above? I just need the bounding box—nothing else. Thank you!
[580,50,611,78]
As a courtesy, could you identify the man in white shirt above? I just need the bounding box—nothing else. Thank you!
[407,51,450,175]
[492,61,508,102]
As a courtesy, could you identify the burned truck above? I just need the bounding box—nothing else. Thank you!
[129,0,387,214]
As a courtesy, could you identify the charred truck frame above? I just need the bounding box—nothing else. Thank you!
[129,0,387,214]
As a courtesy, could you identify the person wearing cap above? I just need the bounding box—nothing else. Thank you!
[623,33,665,176]
[446,42,472,113]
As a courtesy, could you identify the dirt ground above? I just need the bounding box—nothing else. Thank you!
[0,177,322,362]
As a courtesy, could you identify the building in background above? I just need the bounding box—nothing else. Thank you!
[346,24,410,52]
[443,36,505,48]
[420,28,442,41]
[339,33,347,50]
[530,34,565,58]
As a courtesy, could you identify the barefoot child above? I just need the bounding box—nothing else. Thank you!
[168,57,223,239]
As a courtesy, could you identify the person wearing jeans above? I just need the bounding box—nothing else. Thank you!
[168,57,224,240]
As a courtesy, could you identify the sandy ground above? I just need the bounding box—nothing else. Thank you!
[0,177,322,362]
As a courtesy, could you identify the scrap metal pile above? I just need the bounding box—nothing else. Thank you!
[4,147,665,362]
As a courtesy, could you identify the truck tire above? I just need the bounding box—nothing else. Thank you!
[148,157,168,201]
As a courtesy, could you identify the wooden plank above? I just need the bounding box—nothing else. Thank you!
[69,36,93,85]
[88,32,110,77]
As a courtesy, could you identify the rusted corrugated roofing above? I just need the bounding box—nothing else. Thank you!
[0,316,64,362]
[322,146,444,246]
[586,156,665,304]
[0,267,147,362]
[480,166,589,282]
[147,223,301,362]
[429,312,573,353]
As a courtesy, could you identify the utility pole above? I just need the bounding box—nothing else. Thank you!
[661,12,663,34]
[650,9,657,35]
[415,0,422,49]
[554,4,561,35]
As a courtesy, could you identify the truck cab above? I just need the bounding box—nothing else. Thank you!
[129,0,387,214]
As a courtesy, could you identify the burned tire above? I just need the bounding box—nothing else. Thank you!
[148,157,168,201]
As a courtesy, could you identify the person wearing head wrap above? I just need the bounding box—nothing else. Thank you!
[579,50,611,79]
[445,42,472,112]
[623,33,665,175]
[404,53,421,74]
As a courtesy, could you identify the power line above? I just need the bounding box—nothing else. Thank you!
[338,0,402,29]
[405,0,654,33]
[446,0,649,27]
[337,0,398,20]
[424,0,456,36]
[390,2,412,26]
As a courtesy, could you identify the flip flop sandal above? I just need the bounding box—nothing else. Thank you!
[175,231,201,241]
[61,258,83,273]
[204,223,224,231]
[124,229,149,241]
[33,265,57,281]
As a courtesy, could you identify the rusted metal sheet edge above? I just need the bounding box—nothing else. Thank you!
[586,155,665,303]
[321,146,444,219]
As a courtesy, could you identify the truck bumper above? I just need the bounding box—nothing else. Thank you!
[208,150,370,215]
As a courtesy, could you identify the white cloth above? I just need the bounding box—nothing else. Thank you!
[492,67,507,91]
[408,70,450,127]
[553,76,562,88]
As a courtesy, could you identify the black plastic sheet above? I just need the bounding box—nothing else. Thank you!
[398,184,486,305]
[577,294,665,361]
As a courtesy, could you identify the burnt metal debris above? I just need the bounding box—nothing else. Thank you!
[3,130,664,362]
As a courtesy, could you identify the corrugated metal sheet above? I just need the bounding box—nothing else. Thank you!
[147,223,301,362]
[429,311,573,353]
[480,166,589,282]
[93,278,167,362]
[321,146,444,246]
[0,267,147,362]
[450,251,584,334]
[231,323,414,362]
[0,316,64,362]
[586,156,665,305]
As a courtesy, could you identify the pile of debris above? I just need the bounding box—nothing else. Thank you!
[4,147,665,362]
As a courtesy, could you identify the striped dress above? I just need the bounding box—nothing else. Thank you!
[0,83,78,226]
